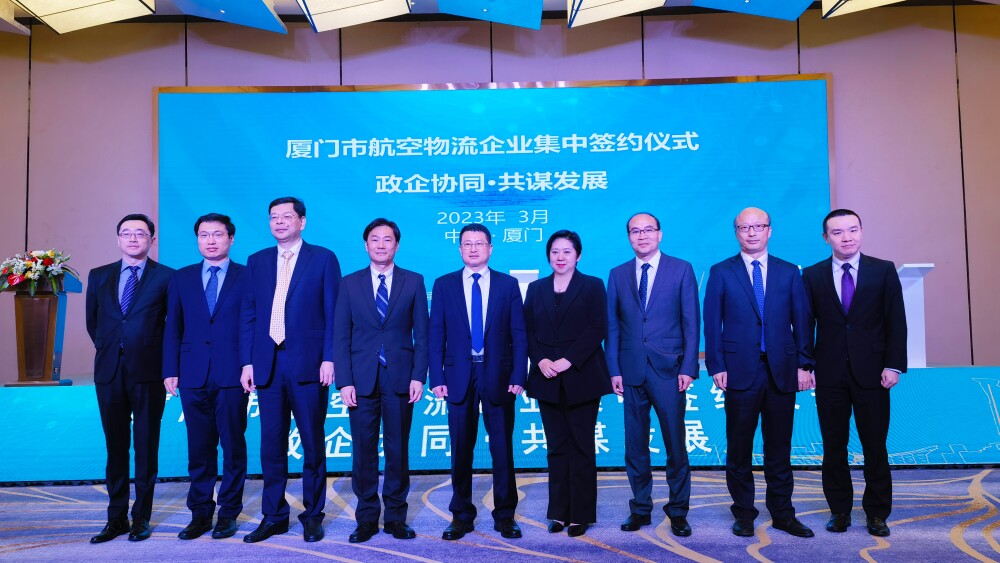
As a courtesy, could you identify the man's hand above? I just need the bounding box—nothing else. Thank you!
[610,375,624,396]
[319,361,334,387]
[508,385,524,395]
[164,377,179,397]
[678,374,694,392]
[340,385,357,407]
[881,369,900,389]
[711,371,727,392]
[552,358,572,373]
[537,358,557,378]
[240,366,255,393]
[797,369,815,391]
[432,385,448,399]
[409,380,424,404]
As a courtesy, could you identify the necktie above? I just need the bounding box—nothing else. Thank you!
[269,250,293,345]
[377,273,388,367]
[471,272,484,353]
[205,265,220,316]
[752,259,766,353]
[841,263,855,314]
[120,266,139,316]
[638,263,650,311]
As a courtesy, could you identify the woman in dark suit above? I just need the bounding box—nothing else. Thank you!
[524,230,613,537]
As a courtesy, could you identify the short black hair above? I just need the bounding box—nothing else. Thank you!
[268,196,306,218]
[459,223,491,244]
[546,230,582,256]
[823,209,862,233]
[626,212,660,232]
[194,213,236,237]
[117,213,155,238]
[363,218,400,242]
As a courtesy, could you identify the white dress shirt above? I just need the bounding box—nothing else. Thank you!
[275,239,304,278]
[740,251,768,293]
[370,265,394,300]
[463,266,490,355]
[634,250,663,295]
[831,253,861,301]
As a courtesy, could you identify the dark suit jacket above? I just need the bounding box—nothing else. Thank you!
[802,254,907,388]
[163,261,248,389]
[428,268,528,405]
[606,254,700,384]
[240,241,341,386]
[86,259,174,383]
[333,266,429,396]
[524,271,612,406]
[703,254,813,393]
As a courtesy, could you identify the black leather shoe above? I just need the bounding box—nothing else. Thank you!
[303,520,324,542]
[442,520,474,540]
[567,524,588,537]
[670,516,692,537]
[866,516,890,537]
[212,517,239,539]
[349,522,378,543]
[773,517,814,538]
[178,516,213,540]
[547,521,565,533]
[383,521,416,539]
[243,520,289,543]
[826,513,851,533]
[732,518,755,537]
[90,519,129,544]
[494,517,522,538]
[128,518,152,542]
[620,513,651,532]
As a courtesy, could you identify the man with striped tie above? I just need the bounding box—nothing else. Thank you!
[86,213,174,544]
[333,218,428,543]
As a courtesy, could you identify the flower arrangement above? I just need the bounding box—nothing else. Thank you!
[0,250,80,296]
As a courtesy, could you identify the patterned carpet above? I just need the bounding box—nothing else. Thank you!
[0,469,997,562]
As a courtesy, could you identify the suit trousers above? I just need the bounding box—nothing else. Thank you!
[816,366,892,520]
[349,363,415,525]
[180,383,249,520]
[448,363,517,523]
[538,391,601,524]
[724,358,796,521]
[623,362,690,518]
[95,358,166,522]
[256,346,330,525]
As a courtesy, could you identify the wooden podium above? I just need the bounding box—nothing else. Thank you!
[6,275,81,387]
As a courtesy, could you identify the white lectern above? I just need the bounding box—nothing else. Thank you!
[897,264,934,368]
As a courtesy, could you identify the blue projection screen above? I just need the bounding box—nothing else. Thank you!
[156,77,832,473]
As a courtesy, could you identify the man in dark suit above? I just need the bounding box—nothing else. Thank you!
[703,207,815,538]
[606,212,698,537]
[334,218,428,543]
[239,196,341,543]
[802,208,906,538]
[86,213,174,543]
[428,223,528,540]
[163,213,249,541]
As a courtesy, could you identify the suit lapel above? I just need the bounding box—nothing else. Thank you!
[454,269,472,338]
[285,241,312,298]
[211,262,240,318]
[729,255,761,320]
[383,267,404,323]
[627,260,642,309]
[124,260,156,316]
[556,271,584,324]
[484,268,501,335]
[849,254,875,317]
[110,260,124,317]
[820,257,846,317]
[539,275,558,330]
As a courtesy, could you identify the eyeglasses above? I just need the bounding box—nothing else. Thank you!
[461,241,488,249]
[735,224,770,233]
[197,232,228,240]
[118,231,150,240]
[628,227,659,237]
[269,213,299,222]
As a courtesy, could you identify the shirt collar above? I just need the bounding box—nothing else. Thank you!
[121,258,148,273]
[636,250,662,270]
[371,265,394,279]
[277,239,304,256]
[832,253,861,272]
[203,258,230,275]
[740,251,768,268]
[463,266,490,280]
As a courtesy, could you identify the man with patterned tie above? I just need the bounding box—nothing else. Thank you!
[239,197,341,543]
[163,213,249,541]
[333,218,428,543]
[606,212,699,537]
[802,209,906,537]
[428,223,528,540]
[703,207,815,538]
[86,213,174,543]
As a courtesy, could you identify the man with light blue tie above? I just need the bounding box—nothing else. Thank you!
[703,207,815,538]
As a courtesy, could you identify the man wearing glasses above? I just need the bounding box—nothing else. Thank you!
[606,212,699,537]
[163,213,249,541]
[86,213,174,543]
[703,207,815,538]
[428,223,528,541]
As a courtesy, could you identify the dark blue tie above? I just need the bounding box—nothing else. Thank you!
[120,266,139,316]
[638,263,651,311]
[205,265,220,315]
[377,273,388,366]
[752,259,766,352]
[471,272,484,353]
